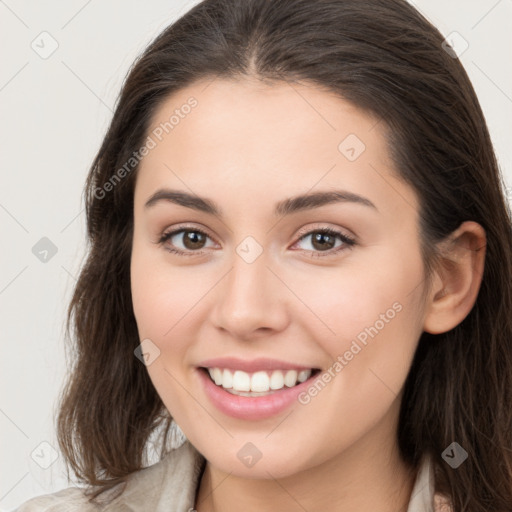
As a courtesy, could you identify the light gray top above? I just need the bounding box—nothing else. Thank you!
[14,441,452,511]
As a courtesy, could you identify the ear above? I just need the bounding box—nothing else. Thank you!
[423,221,486,335]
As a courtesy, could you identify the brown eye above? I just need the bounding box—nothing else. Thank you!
[180,230,207,250]
[157,225,356,258]
[158,227,215,256]
[310,231,337,251]
[293,228,356,257]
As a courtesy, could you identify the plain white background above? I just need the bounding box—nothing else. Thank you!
[1,0,511,509]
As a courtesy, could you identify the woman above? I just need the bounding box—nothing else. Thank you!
[16,0,512,511]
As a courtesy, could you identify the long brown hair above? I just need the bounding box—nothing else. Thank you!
[57,0,512,509]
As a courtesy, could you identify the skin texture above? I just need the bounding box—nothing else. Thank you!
[130,77,486,512]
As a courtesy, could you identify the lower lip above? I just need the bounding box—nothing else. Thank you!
[197,368,319,421]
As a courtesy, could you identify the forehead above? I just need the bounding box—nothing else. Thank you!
[145,77,382,161]
[135,77,419,219]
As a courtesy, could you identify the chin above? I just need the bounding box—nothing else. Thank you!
[199,440,315,480]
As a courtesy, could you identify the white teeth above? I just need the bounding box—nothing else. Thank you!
[213,368,223,385]
[269,370,284,390]
[297,370,309,383]
[251,371,270,392]
[206,367,313,392]
[222,368,233,389]
[284,370,298,387]
[233,370,251,391]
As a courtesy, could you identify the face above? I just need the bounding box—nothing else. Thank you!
[130,77,429,479]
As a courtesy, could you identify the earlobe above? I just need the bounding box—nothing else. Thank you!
[423,221,486,335]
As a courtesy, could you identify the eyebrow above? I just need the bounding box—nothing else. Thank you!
[144,188,378,216]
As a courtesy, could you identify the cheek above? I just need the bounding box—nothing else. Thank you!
[130,242,214,355]
[130,245,200,412]
[294,246,425,390]
[131,245,168,339]
[298,251,420,342]
[319,253,424,401]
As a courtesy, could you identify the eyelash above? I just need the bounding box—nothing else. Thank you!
[156,224,356,259]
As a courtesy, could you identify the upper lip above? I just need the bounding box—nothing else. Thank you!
[197,357,318,373]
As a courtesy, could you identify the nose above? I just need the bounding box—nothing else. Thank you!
[211,250,290,340]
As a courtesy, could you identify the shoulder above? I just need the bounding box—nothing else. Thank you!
[434,493,453,512]
[14,441,206,512]
[408,454,453,512]
[13,486,98,512]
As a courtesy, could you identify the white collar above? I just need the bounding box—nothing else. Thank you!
[101,441,444,511]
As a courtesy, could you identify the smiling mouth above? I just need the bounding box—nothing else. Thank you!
[200,367,322,396]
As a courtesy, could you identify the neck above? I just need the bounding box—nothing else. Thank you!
[194,403,418,512]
